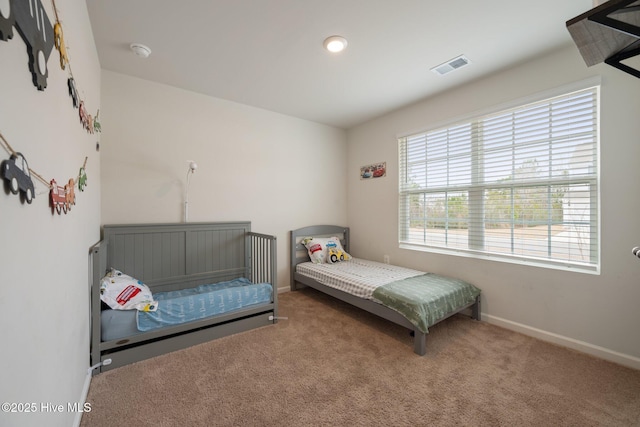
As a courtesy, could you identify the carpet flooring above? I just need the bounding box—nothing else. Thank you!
[81,288,640,427]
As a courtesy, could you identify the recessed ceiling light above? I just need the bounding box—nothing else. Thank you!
[323,35,348,53]
[130,43,152,58]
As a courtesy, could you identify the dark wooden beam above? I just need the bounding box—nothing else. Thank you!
[567,0,640,70]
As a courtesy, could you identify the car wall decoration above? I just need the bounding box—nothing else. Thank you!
[51,0,68,70]
[0,0,102,134]
[2,152,36,204]
[0,131,88,215]
[360,162,386,180]
[0,0,54,90]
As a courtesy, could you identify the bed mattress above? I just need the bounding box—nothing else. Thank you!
[295,258,424,299]
[101,278,273,341]
[101,309,139,341]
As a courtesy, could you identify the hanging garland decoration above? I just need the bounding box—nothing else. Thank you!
[0,131,88,215]
[0,0,101,132]
[50,0,101,134]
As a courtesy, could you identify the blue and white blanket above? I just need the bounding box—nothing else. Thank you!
[137,278,272,331]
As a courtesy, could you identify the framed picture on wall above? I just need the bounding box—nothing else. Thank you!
[360,162,386,180]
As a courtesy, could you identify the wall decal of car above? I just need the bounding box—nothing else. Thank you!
[93,110,102,133]
[48,177,77,214]
[1,152,35,204]
[0,0,15,41]
[77,167,87,191]
[79,100,94,133]
[50,178,67,214]
[0,0,55,90]
[65,178,75,209]
[53,22,68,70]
[68,77,79,108]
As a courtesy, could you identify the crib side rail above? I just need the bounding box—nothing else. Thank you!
[248,232,277,285]
[89,239,107,371]
[248,232,277,320]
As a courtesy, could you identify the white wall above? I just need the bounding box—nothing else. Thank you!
[0,1,101,426]
[347,45,640,368]
[100,71,348,291]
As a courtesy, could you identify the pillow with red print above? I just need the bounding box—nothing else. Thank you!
[100,268,157,311]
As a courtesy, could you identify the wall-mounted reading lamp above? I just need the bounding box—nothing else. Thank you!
[184,160,197,222]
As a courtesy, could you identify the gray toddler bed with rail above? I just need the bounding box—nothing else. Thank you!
[90,222,277,373]
[291,225,481,355]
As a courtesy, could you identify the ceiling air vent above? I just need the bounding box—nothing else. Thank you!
[431,55,471,76]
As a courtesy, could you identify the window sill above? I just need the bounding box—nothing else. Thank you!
[399,242,600,275]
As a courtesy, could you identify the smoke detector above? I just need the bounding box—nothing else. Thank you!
[130,43,152,58]
[431,55,470,76]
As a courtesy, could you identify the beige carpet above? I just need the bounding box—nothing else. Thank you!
[81,288,640,427]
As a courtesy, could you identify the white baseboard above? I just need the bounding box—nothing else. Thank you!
[484,314,640,371]
[277,286,290,294]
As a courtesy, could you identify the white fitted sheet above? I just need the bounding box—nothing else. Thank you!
[295,258,424,299]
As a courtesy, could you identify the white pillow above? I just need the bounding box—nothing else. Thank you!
[302,236,350,264]
[100,268,158,311]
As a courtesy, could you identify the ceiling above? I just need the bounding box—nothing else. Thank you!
[86,0,594,129]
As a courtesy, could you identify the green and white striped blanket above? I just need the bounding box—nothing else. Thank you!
[372,273,480,333]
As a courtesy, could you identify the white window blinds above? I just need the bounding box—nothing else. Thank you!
[398,86,599,272]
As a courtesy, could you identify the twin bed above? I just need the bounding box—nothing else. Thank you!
[90,222,481,373]
[290,225,481,356]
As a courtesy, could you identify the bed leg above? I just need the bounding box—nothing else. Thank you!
[472,295,481,321]
[291,280,307,291]
[413,331,426,356]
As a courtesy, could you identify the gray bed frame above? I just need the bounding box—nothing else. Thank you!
[290,225,480,356]
[90,222,277,373]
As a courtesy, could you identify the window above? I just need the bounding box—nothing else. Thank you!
[398,86,599,272]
